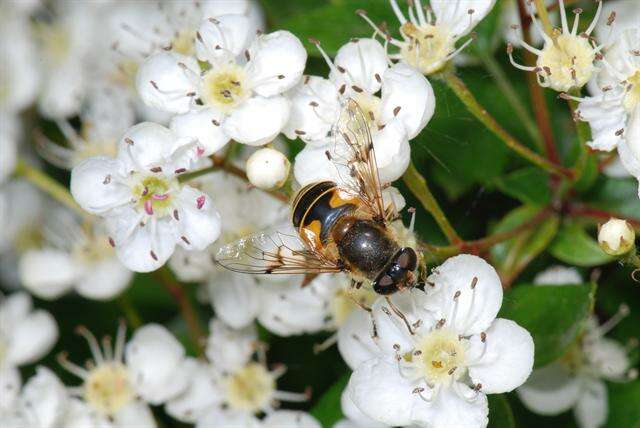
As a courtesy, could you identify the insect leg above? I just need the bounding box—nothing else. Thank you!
[385,296,414,335]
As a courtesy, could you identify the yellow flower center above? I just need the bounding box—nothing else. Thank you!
[172,28,197,56]
[623,70,640,113]
[72,234,115,265]
[400,22,454,75]
[72,138,118,166]
[110,59,139,90]
[84,363,135,416]
[224,363,276,413]
[201,63,250,113]
[414,329,467,384]
[132,175,177,217]
[537,34,596,92]
[36,23,71,66]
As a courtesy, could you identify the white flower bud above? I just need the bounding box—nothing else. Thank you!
[598,218,635,256]
[246,148,290,190]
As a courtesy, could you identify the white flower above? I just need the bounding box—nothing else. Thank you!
[70,122,222,272]
[508,0,604,92]
[18,208,133,301]
[335,386,389,428]
[594,0,640,44]
[0,293,58,413]
[501,0,556,46]
[533,265,582,285]
[166,319,310,425]
[358,0,496,75]
[345,255,534,428]
[136,15,306,151]
[288,38,434,185]
[597,217,635,256]
[246,147,291,190]
[37,83,135,170]
[57,323,191,426]
[517,305,636,428]
[0,114,19,184]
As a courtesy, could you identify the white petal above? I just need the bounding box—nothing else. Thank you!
[337,309,380,371]
[533,265,582,285]
[0,367,21,412]
[348,356,421,427]
[246,30,307,97]
[0,292,31,323]
[382,186,406,213]
[516,363,582,415]
[60,398,105,428]
[206,318,257,372]
[165,359,224,423]
[585,337,630,380]
[372,121,411,184]
[75,258,133,300]
[110,213,176,273]
[116,122,184,171]
[207,271,260,329]
[411,385,489,428]
[380,63,435,139]
[5,309,58,367]
[282,76,340,143]
[195,408,261,428]
[20,367,68,428]
[19,249,78,299]
[577,90,627,151]
[262,411,321,428]
[195,14,251,63]
[125,324,189,404]
[431,0,497,37]
[38,63,85,119]
[293,142,346,186]
[174,186,222,250]
[0,114,18,184]
[170,108,230,156]
[330,39,388,94]
[340,386,388,428]
[70,157,130,215]
[136,52,199,114]
[424,254,503,335]
[595,1,640,41]
[168,246,216,283]
[574,378,608,428]
[113,400,156,428]
[468,318,534,394]
[620,106,640,181]
[223,95,290,145]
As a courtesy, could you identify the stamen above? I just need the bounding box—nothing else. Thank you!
[58,352,90,380]
[76,326,105,364]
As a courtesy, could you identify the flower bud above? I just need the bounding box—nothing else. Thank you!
[598,218,635,256]
[246,148,290,190]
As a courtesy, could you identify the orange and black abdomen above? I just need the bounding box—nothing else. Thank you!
[292,181,357,249]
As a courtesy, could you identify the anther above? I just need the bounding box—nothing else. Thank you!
[150,251,158,261]
[124,137,135,146]
[393,106,401,116]
[196,195,205,209]
[480,332,487,342]
[103,175,111,185]
[470,277,478,289]
[173,209,180,221]
[108,237,115,247]
[150,166,162,173]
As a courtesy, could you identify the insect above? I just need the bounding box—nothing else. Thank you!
[216,98,423,295]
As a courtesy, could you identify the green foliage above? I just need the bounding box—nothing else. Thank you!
[488,394,516,428]
[310,373,350,427]
[549,223,615,267]
[493,168,551,205]
[499,283,595,368]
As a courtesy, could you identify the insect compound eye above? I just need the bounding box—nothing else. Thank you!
[373,274,397,295]
[396,247,417,271]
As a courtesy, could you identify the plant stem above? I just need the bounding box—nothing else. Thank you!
[476,50,544,151]
[14,159,85,216]
[155,267,205,356]
[565,90,593,182]
[118,295,142,329]
[443,73,571,178]
[402,161,461,244]
[566,204,640,229]
[533,0,554,36]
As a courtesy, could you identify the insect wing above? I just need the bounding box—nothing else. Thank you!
[215,226,342,275]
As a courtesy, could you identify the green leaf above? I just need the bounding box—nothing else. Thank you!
[605,380,640,428]
[493,167,551,205]
[490,205,560,283]
[549,223,615,267]
[499,283,595,368]
[488,394,516,428]
[584,176,640,220]
[311,372,350,428]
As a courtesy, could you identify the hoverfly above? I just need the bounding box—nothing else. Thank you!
[216,98,423,295]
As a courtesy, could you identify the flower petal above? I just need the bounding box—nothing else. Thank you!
[136,52,199,114]
[337,309,379,371]
[223,95,290,145]
[0,367,20,412]
[577,89,627,151]
[340,385,388,428]
[380,63,435,139]
[246,30,307,97]
[585,337,630,381]
[206,318,257,372]
[5,308,58,367]
[117,122,183,171]
[516,363,582,415]
[19,249,78,300]
[372,121,410,184]
[75,258,133,300]
[113,400,156,428]
[262,411,321,428]
[196,408,261,428]
[533,265,582,285]
[330,39,388,94]
[20,367,68,428]
[574,378,608,428]
[431,0,497,37]
[170,107,231,156]
[70,157,130,216]
[468,318,534,394]
[282,76,340,144]
[293,142,347,186]
[207,271,261,329]
[424,254,503,335]
[174,186,222,250]
[195,14,251,63]
[125,324,190,404]
[410,384,489,428]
